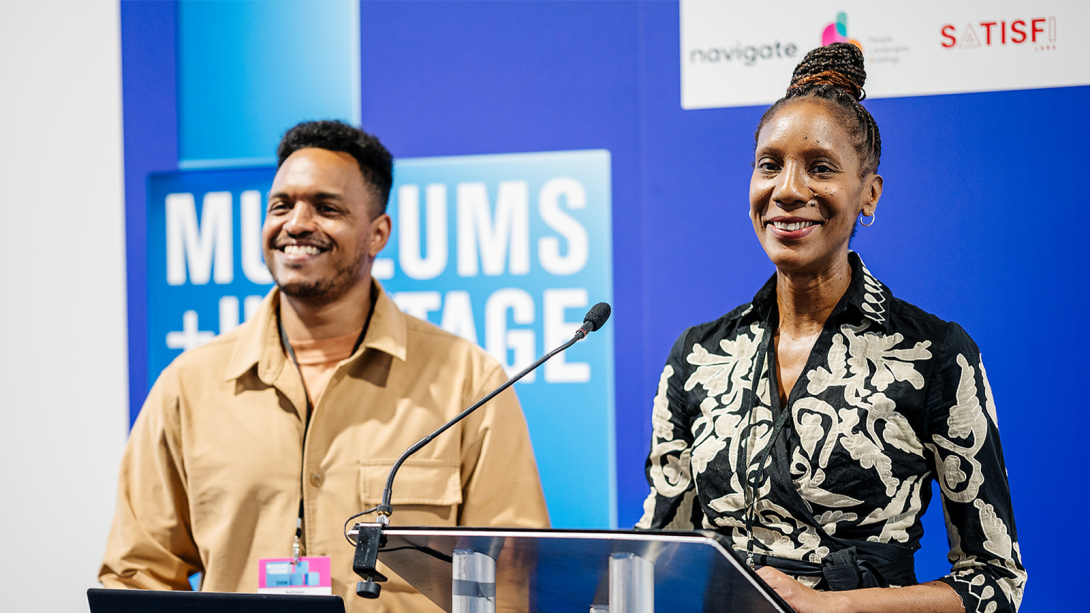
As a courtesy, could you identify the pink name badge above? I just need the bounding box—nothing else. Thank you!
[258,557,333,595]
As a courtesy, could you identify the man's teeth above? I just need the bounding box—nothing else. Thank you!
[772,221,817,231]
[283,245,321,256]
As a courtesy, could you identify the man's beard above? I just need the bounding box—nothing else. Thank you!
[274,249,370,303]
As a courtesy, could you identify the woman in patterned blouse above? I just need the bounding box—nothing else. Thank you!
[637,43,1026,613]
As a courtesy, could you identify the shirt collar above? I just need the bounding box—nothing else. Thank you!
[847,252,892,330]
[748,251,891,331]
[225,279,408,383]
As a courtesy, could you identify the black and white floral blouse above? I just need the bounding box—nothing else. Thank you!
[637,252,1026,613]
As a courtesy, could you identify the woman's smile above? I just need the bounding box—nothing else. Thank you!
[766,216,822,239]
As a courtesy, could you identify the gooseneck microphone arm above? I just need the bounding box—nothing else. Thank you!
[374,333,574,519]
[352,302,610,600]
[375,301,612,522]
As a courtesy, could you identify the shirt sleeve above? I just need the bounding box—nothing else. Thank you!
[925,323,1026,612]
[636,331,706,531]
[99,371,202,590]
[456,362,551,529]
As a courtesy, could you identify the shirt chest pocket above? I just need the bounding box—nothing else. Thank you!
[359,458,463,527]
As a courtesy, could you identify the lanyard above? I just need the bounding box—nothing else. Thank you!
[737,313,793,570]
[278,295,374,562]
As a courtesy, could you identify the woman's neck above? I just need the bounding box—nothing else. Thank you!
[774,258,852,338]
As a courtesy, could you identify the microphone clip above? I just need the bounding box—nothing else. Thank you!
[352,522,389,599]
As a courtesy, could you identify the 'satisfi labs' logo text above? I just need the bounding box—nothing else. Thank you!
[941,17,1056,50]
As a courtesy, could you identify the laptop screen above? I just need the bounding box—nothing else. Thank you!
[87,589,346,613]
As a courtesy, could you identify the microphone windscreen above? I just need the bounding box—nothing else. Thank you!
[583,302,612,332]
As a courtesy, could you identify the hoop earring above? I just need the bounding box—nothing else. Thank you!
[859,211,875,227]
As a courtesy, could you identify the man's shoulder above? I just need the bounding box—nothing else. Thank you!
[400,312,497,362]
[158,322,250,382]
[390,312,513,400]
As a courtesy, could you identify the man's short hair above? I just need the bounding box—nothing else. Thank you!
[276,120,394,212]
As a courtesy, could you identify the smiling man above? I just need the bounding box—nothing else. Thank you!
[100,121,550,613]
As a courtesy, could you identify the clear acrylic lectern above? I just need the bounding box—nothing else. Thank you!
[364,527,794,613]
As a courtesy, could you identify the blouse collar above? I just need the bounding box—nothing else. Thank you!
[748,251,891,332]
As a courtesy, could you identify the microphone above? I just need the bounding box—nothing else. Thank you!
[575,302,611,340]
[349,301,612,598]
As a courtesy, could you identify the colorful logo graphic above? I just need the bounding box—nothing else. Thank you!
[822,12,862,51]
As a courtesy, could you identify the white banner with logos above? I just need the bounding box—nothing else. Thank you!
[681,0,1090,110]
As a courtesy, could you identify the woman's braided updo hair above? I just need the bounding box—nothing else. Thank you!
[755,42,882,176]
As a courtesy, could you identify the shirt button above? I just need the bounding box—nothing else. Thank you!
[309,472,324,488]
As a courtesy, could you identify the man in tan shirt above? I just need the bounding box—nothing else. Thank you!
[100,120,550,612]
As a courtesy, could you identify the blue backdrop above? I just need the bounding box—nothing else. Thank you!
[120,2,1085,609]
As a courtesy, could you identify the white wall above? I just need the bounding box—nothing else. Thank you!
[0,2,128,611]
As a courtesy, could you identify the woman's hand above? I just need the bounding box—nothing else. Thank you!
[755,566,965,613]
[756,566,848,613]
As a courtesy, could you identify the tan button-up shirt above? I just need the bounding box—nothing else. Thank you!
[100,281,550,612]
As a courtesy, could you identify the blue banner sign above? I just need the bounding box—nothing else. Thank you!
[145,150,615,528]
